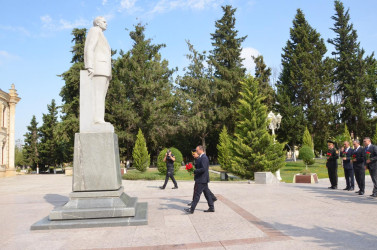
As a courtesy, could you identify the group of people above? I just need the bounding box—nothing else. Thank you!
[159,146,216,213]
[326,137,377,197]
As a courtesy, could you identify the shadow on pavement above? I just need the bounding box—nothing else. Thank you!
[43,194,69,208]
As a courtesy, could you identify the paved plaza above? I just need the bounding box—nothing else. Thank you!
[1,174,377,249]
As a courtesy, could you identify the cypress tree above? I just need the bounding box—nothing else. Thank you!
[132,129,150,172]
[217,126,232,171]
[328,0,374,138]
[209,5,247,133]
[253,55,275,110]
[343,124,352,143]
[302,126,314,149]
[23,115,40,170]
[231,76,285,179]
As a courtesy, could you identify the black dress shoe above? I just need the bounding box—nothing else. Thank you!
[355,190,360,193]
[187,202,192,206]
[159,186,165,189]
[172,186,178,189]
[212,197,217,202]
[204,208,215,212]
[370,194,377,197]
[359,191,364,195]
[328,187,333,189]
[184,208,194,214]
[332,186,338,189]
[348,188,354,191]
[343,187,349,190]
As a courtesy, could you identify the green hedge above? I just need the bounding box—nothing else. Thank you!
[157,147,183,174]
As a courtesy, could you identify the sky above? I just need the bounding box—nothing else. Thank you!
[1,0,377,143]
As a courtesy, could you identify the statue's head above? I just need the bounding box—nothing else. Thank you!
[93,16,107,31]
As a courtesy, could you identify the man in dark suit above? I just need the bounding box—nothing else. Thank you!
[160,149,178,189]
[326,140,339,189]
[352,139,365,195]
[363,137,377,197]
[342,141,354,191]
[184,145,214,213]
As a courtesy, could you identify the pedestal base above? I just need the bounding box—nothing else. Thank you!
[254,172,280,184]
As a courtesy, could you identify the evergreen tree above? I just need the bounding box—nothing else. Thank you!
[39,99,61,168]
[231,76,285,179]
[276,9,333,151]
[132,129,150,172]
[23,116,40,169]
[343,124,352,143]
[253,55,275,110]
[176,41,215,151]
[372,124,377,145]
[209,5,247,133]
[107,23,176,158]
[58,28,86,162]
[217,126,232,171]
[328,0,374,138]
[302,126,314,149]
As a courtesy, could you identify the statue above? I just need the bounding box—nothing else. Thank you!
[82,16,113,133]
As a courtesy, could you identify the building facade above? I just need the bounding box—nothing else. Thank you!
[0,84,21,177]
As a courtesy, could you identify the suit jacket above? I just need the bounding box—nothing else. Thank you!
[326,148,338,168]
[352,146,364,168]
[342,147,353,169]
[194,154,210,184]
[84,26,112,77]
[365,144,377,170]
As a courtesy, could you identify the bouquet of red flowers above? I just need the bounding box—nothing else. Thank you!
[341,151,346,158]
[352,154,356,161]
[366,151,371,160]
[185,163,195,175]
[326,152,332,160]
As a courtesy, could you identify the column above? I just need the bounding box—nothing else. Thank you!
[8,84,21,170]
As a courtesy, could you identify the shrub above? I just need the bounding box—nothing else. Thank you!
[299,145,315,168]
[217,126,233,171]
[132,129,150,172]
[157,147,183,174]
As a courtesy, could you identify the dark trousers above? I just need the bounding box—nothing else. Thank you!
[369,166,377,195]
[344,167,354,189]
[328,166,338,187]
[190,182,214,211]
[354,166,365,192]
[162,171,178,188]
[192,182,216,201]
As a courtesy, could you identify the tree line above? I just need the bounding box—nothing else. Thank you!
[21,1,377,175]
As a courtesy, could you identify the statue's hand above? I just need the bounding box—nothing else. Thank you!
[87,68,94,78]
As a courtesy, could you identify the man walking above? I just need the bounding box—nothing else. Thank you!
[326,140,339,189]
[342,141,354,191]
[184,145,214,214]
[352,139,365,195]
[363,137,377,197]
[160,149,178,189]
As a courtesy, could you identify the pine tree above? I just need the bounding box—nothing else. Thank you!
[217,126,232,171]
[39,99,61,168]
[276,9,333,151]
[372,124,377,145]
[176,41,215,151]
[58,28,86,162]
[253,55,275,110]
[23,115,40,169]
[231,76,285,179]
[302,126,314,149]
[132,129,150,172]
[343,124,352,143]
[209,5,247,133]
[328,0,374,138]
[107,23,177,158]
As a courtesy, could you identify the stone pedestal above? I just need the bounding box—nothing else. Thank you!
[254,172,280,184]
[293,173,319,184]
[65,167,73,176]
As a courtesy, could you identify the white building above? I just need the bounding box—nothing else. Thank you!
[0,84,21,177]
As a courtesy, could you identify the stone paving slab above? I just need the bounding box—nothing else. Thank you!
[1,174,377,249]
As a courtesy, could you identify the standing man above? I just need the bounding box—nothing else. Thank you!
[352,139,365,195]
[363,137,377,197]
[84,16,113,131]
[326,140,339,189]
[184,145,214,214]
[160,149,178,189]
[342,141,354,191]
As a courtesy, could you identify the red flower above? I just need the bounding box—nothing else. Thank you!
[366,151,371,160]
[185,163,195,175]
[352,154,356,160]
[327,153,332,156]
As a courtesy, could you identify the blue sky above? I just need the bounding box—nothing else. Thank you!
[1,0,377,142]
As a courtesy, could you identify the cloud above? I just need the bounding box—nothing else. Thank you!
[40,14,90,31]
[149,0,220,15]
[0,25,31,36]
[240,47,260,74]
[102,0,108,5]
[0,50,20,66]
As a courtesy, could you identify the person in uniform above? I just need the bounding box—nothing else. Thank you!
[326,140,339,189]
[160,149,178,189]
[342,141,354,191]
[352,139,365,195]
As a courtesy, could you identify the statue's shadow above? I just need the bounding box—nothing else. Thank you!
[44,194,69,208]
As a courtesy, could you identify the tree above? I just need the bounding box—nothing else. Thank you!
[217,126,232,171]
[107,23,177,158]
[58,28,86,162]
[343,124,352,143]
[253,55,275,110]
[276,9,333,152]
[231,76,285,179]
[209,5,247,133]
[132,129,150,172]
[23,116,40,169]
[328,0,374,138]
[372,125,377,145]
[176,41,215,151]
[302,126,314,149]
[15,141,25,167]
[39,99,61,168]
[299,145,315,169]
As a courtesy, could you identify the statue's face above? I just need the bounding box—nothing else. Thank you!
[97,18,107,31]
